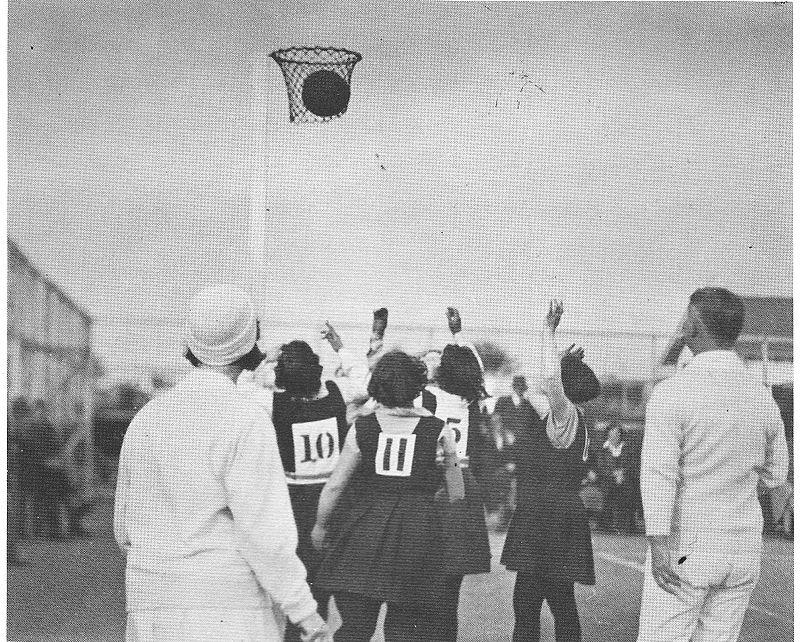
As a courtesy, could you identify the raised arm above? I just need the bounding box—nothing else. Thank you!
[321,321,370,404]
[540,301,580,449]
[445,307,485,372]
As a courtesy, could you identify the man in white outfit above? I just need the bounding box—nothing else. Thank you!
[114,285,332,641]
[638,287,789,642]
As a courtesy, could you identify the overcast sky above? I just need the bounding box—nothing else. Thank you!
[8,1,792,380]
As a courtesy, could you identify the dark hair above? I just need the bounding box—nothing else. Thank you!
[184,344,265,371]
[437,344,486,403]
[689,287,745,348]
[274,340,323,398]
[11,397,31,420]
[368,351,428,408]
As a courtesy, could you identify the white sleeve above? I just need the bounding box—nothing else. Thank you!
[757,397,789,488]
[640,383,682,536]
[328,348,370,404]
[113,432,132,554]
[545,403,580,449]
[224,411,317,624]
[540,329,578,448]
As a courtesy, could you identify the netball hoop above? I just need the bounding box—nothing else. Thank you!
[270,47,362,123]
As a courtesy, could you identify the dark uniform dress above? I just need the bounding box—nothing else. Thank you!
[502,410,595,642]
[272,381,348,640]
[420,386,492,575]
[420,386,492,641]
[317,413,447,605]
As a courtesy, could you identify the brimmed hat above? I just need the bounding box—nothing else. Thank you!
[186,285,258,366]
[560,353,600,404]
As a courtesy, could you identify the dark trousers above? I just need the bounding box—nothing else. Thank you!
[334,592,441,641]
[512,572,581,642]
[601,484,635,533]
[426,575,463,642]
[285,485,329,642]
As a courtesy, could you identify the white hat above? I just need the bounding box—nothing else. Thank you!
[186,285,258,366]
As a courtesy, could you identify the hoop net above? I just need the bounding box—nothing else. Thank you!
[270,47,362,123]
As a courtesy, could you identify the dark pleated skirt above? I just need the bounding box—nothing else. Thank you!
[501,483,596,586]
[436,467,492,575]
[317,491,448,605]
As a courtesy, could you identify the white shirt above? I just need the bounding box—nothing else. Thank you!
[641,350,788,539]
[114,368,317,622]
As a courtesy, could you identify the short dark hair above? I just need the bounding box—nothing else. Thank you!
[437,344,486,403]
[689,287,745,348]
[274,340,323,398]
[368,351,428,408]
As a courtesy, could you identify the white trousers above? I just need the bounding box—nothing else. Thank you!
[637,535,761,642]
[126,608,285,642]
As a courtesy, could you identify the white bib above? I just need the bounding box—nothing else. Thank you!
[375,432,416,477]
[291,417,340,482]
[432,392,470,460]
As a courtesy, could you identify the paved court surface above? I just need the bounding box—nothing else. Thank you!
[7,500,793,641]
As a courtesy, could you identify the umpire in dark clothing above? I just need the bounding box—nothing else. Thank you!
[501,301,600,642]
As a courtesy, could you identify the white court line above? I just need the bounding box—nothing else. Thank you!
[596,552,787,623]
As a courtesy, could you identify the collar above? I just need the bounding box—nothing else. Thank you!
[375,404,433,418]
[683,349,742,371]
[188,367,238,390]
[511,392,523,406]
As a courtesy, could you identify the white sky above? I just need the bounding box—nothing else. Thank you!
[7,1,792,381]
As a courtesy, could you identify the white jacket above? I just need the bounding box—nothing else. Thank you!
[114,368,316,623]
[641,350,788,543]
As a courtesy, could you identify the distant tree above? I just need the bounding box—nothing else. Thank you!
[473,341,516,374]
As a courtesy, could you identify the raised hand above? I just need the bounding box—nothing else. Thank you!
[561,343,585,361]
[371,308,388,340]
[321,321,344,353]
[545,300,563,334]
[446,307,462,335]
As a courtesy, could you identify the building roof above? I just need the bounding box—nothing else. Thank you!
[8,237,93,325]
[662,296,793,365]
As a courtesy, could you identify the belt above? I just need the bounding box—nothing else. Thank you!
[285,471,330,486]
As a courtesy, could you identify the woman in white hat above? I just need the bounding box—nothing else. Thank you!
[114,285,331,642]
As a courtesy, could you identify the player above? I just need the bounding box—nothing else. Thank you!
[311,351,465,641]
[417,308,492,641]
[501,301,600,642]
[271,333,355,642]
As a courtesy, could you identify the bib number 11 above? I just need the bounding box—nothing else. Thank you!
[375,433,416,477]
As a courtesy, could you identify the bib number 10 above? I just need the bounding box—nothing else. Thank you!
[292,417,340,478]
[375,433,416,477]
